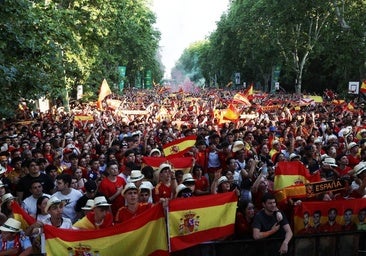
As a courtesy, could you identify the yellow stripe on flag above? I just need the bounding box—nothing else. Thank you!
[45,205,168,255]
[274,174,308,190]
[169,202,236,237]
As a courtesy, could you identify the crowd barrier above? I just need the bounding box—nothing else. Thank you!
[171,231,366,256]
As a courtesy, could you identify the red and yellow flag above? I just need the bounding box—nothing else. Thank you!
[12,201,36,230]
[233,93,251,106]
[142,156,194,173]
[223,103,240,122]
[168,192,237,252]
[360,80,366,94]
[45,204,168,256]
[162,135,197,159]
[274,161,321,202]
[97,79,112,110]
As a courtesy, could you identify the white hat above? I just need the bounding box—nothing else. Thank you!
[139,181,154,191]
[0,218,22,233]
[122,183,138,195]
[182,173,195,183]
[353,162,366,176]
[348,142,359,150]
[232,141,245,153]
[289,153,300,161]
[217,176,229,186]
[314,137,323,144]
[359,129,366,135]
[45,196,65,212]
[0,165,6,175]
[149,148,162,157]
[327,134,338,141]
[81,199,95,211]
[341,127,353,138]
[1,193,15,205]
[158,163,171,173]
[176,184,188,195]
[322,157,338,167]
[272,140,280,146]
[127,170,145,183]
[93,196,111,208]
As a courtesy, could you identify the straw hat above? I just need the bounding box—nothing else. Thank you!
[217,176,229,186]
[353,162,366,176]
[182,173,195,183]
[158,163,171,173]
[232,141,245,153]
[1,193,15,205]
[289,153,300,161]
[127,170,145,183]
[122,183,138,195]
[0,218,22,233]
[81,199,95,211]
[322,157,338,167]
[45,196,65,212]
[149,148,162,157]
[93,196,111,208]
[348,142,359,150]
[139,181,154,191]
[176,184,188,195]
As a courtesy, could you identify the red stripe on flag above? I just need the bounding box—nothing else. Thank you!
[45,203,165,240]
[170,225,234,252]
[169,192,237,211]
[12,201,36,226]
[163,135,197,159]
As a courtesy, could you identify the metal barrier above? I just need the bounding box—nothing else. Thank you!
[171,231,366,256]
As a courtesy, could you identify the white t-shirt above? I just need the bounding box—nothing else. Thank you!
[52,189,83,223]
[22,193,50,218]
[43,217,73,229]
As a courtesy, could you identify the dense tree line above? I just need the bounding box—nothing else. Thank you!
[0,0,163,117]
[174,0,366,94]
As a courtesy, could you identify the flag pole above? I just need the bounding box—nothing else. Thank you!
[165,201,172,253]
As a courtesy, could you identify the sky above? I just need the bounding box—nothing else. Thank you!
[151,0,229,79]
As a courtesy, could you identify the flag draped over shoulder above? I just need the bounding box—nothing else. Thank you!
[163,135,197,159]
[293,199,365,235]
[44,204,168,256]
[97,79,112,110]
[274,161,321,202]
[142,156,194,173]
[168,192,237,252]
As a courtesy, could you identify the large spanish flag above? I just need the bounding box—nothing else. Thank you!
[168,192,237,252]
[45,204,168,256]
[274,161,321,202]
[162,135,197,159]
[233,93,251,106]
[142,156,194,173]
[97,79,112,110]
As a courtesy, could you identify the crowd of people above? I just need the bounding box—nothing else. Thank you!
[0,87,365,255]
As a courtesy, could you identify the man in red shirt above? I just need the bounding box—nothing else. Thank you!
[153,163,177,203]
[115,183,152,223]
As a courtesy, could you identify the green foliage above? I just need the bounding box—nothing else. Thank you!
[0,0,163,117]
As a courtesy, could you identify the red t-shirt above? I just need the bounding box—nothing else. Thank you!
[115,203,153,223]
[153,182,172,203]
[99,177,126,216]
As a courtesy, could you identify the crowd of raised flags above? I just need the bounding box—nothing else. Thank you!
[0,81,365,255]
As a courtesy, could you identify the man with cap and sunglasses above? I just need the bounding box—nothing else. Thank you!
[73,196,114,230]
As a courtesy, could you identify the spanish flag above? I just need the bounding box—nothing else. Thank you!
[163,135,197,159]
[274,161,321,203]
[45,204,169,256]
[12,201,36,230]
[244,83,254,97]
[142,156,194,173]
[97,79,112,110]
[233,93,251,106]
[360,80,366,94]
[168,192,237,252]
[223,103,240,122]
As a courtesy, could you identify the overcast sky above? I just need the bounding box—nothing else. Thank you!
[151,0,229,79]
